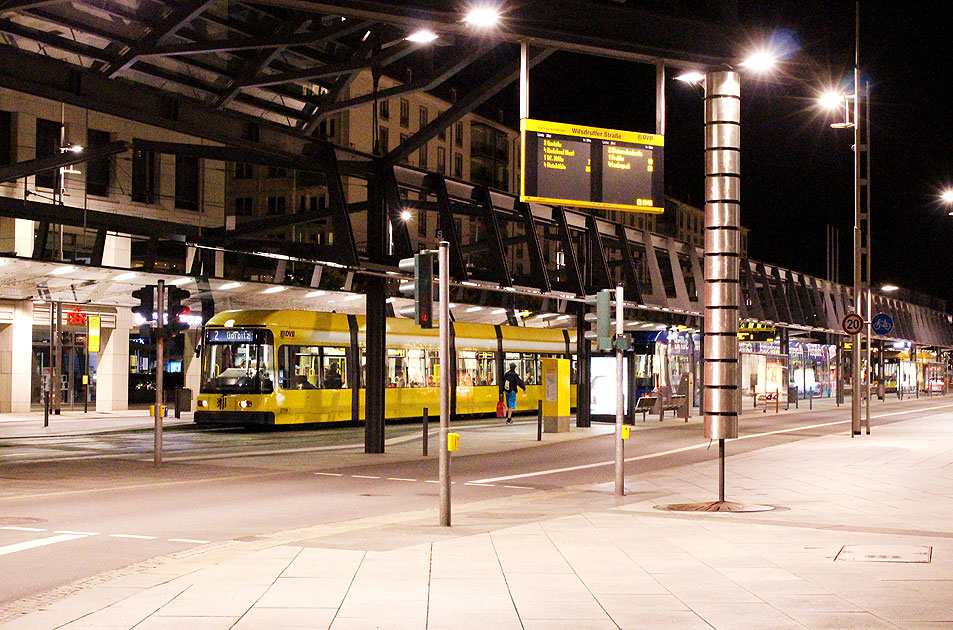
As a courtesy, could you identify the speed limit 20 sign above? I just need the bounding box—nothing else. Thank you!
[842,312,865,335]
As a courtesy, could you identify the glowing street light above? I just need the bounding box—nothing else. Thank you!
[463,7,500,27]
[399,209,413,222]
[880,284,899,292]
[941,189,953,212]
[406,29,439,44]
[738,50,778,73]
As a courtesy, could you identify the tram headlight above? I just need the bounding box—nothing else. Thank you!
[238,399,252,409]
[197,399,208,408]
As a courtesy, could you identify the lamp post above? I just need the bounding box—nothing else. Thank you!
[819,2,868,436]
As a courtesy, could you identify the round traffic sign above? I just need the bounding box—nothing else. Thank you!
[871,312,894,336]
[842,312,864,335]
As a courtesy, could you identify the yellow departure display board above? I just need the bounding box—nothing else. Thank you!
[520,119,664,213]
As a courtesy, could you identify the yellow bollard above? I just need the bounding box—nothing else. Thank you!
[621,425,631,440]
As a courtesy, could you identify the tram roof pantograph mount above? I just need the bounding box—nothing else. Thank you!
[520,119,664,213]
[842,312,865,335]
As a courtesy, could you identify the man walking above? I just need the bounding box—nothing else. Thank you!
[501,362,526,424]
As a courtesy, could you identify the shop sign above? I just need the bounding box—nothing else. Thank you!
[738,323,776,342]
[88,316,101,353]
[66,307,86,325]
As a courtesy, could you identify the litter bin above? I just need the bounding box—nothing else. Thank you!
[175,387,192,418]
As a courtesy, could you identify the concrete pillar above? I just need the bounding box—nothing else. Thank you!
[0,218,35,257]
[101,234,131,268]
[0,300,33,412]
[96,309,129,412]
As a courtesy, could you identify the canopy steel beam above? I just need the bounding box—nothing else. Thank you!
[421,173,467,281]
[0,141,128,183]
[554,207,583,296]
[382,46,554,167]
[516,200,551,293]
[471,185,511,287]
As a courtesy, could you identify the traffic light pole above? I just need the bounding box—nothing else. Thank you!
[438,241,451,526]
[614,284,624,496]
[154,279,164,468]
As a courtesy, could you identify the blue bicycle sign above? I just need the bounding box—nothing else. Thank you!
[871,312,894,335]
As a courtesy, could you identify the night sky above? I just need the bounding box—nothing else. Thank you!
[505,1,953,307]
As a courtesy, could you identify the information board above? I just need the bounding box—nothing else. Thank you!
[520,119,664,213]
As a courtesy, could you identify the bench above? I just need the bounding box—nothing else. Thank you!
[635,395,657,421]
[654,386,686,421]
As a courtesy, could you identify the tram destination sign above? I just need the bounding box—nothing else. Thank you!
[520,119,664,213]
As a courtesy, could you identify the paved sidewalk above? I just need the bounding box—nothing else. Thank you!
[3,397,953,628]
[0,409,192,437]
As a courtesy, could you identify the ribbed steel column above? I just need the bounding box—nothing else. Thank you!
[703,71,741,443]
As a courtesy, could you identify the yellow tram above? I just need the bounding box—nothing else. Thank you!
[195,310,577,425]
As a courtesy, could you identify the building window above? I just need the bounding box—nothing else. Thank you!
[454,121,463,147]
[419,106,428,128]
[379,99,389,120]
[234,162,253,179]
[437,146,446,174]
[318,118,336,139]
[0,111,12,166]
[399,98,409,128]
[400,133,410,164]
[453,152,463,178]
[418,210,427,238]
[85,129,111,197]
[377,126,388,155]
[234,197,253,217]
[266,166,287,178]
[174,154,199,211]
[131,146,158,204]
[35,118,61,190]
[266,196,286,215]
[418,141,428,169]
[437,112,446,141]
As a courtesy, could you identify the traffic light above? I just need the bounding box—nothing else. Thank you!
[584,289,613,351]
[398,251,434,328]
[166,286,191,334]
[131,285,155,323]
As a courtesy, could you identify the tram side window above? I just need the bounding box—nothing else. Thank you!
[277,345,320,390]
[505,352,541,385]
[322,348,347,389]
[387,348,430,387]
[457,351,496,387]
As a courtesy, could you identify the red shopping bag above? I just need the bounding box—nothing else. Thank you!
[496,397,506,418]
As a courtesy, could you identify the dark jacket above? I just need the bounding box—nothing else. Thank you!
[501,369,526,394]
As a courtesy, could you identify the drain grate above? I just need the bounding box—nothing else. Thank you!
[0,516,46,526]
[836,545,932,563]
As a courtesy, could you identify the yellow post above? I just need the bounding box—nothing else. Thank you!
[541,358,571,433]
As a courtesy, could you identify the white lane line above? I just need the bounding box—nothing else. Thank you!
[1,526,46,532]
[351,475,380,479]
[386,478,417,482]
[313,472,343,476]
[464,482,492,486]
[54,530,99,536]
[502,485,535,490]
[168,538,210,544]
[109,534,157,540]
[0,534,87,557]
[424,480,440,484]
[472,405,953,484]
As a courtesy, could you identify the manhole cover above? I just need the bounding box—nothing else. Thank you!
[0,516,46,526]
[654,501,776,513]
[836,545,932,563]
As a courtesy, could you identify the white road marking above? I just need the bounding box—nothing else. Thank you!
[502,485,534,490]
[351,475,379,479]
[109,534,157,540]
[424,480,440,484]
[464,482,491,486]
[54,530,99,535]
[472,404,953,484]
[313,472,342,476]
[168,538,210,544]
[1,526,45,532]
[0,533,87,557]
[386,478,417,482]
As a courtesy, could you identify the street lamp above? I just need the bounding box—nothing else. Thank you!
[941,189,953,212]
[818,2,868,437]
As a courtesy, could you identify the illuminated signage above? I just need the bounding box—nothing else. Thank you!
[66,307,86,325]
[207,328,256,344]
[738,323,776,343]
[87,316,101,353]
[520,119,664,213]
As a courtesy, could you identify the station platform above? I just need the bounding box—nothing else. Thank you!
[2,394,953,629]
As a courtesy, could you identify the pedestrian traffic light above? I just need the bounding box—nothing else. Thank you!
[166,286,191,334]
[398,251,434,328]
[584,289,613,351]
[131,285,155,323]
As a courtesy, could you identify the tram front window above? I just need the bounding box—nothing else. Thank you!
[202,329,275,394]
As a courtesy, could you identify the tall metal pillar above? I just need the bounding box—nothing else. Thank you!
[364,167,387,453]
[703,71,741,448]
[575,302,591,427]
